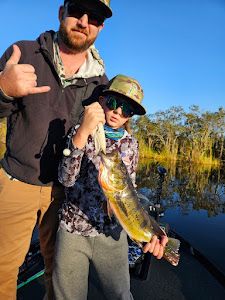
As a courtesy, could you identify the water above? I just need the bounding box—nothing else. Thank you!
[137,159,225,275]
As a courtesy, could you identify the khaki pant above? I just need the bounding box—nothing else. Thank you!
[0,168,64,300]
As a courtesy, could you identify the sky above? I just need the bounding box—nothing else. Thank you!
[0,0,225,114]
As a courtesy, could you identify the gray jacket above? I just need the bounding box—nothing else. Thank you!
[0,31,108,185]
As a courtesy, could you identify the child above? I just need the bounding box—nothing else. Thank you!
[53,74,168,299]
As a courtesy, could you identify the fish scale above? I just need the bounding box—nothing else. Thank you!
[98,151,180,266]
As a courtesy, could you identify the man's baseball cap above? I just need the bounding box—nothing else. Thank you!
[64,0,112,18]
[102,74,146,115]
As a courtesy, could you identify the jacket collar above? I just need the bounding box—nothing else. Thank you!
[38,31,105,83]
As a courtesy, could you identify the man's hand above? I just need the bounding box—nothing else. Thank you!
[143,235,168,259]
[0,44,51,98]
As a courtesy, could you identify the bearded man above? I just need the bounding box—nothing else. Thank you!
[0,1,112,299]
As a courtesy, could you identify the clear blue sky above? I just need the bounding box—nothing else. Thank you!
[1,0,225,114]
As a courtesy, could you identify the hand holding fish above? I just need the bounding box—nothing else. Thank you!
[143,235,168,259]
[0,45,50,98]
[73,102,105,149]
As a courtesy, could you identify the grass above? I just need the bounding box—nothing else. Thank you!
[139,143,221,167]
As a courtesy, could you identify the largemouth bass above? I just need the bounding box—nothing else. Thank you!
[98,151,180,266]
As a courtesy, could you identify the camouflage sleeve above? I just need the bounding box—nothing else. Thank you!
[129,139,139,187]
[121,137,139,187]
[58,125,85,187]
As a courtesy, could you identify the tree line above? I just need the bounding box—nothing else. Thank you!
[1,105,225,164]
[133,105,225,164]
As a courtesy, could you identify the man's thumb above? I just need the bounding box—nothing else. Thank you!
[6,44,21,66]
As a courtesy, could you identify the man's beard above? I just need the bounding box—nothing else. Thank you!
[59,22,97,53]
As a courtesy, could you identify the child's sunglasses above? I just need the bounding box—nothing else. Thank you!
[105,96,134,118]
[66,3,105,27]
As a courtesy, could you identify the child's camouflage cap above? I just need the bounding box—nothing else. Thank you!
[103,74,146,115]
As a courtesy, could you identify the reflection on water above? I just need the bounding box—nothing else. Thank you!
[137,159,225,275]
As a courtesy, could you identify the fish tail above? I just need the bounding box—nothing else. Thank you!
[163,237,180,266]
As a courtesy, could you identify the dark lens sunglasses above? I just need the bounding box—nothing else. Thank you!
[66,3,104,27]
[105,96,134,118]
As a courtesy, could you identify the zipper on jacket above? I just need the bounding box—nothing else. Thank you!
[40,46,64,89]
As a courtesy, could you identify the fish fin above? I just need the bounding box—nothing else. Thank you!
[163,237,180,266]
[107,199,114,219]
[130,238,143,248]
[159,226,167,236]
[102,200,114,219]
[93,123,106,154]
[149,215,167,236]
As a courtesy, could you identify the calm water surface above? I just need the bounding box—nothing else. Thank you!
[137,159,225,275]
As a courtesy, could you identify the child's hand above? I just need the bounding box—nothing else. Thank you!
[73,102,105,149]
[142,235,168,259]
[80,102,106,136]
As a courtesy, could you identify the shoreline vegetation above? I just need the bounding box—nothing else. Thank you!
[133,106,224,168]
[0,105,224,166]
[138,142,220,167]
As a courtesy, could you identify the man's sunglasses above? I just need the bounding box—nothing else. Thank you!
[105,96,134,118]
[66,3,105,27]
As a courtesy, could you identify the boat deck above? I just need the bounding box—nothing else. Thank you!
[17,245,225,300]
